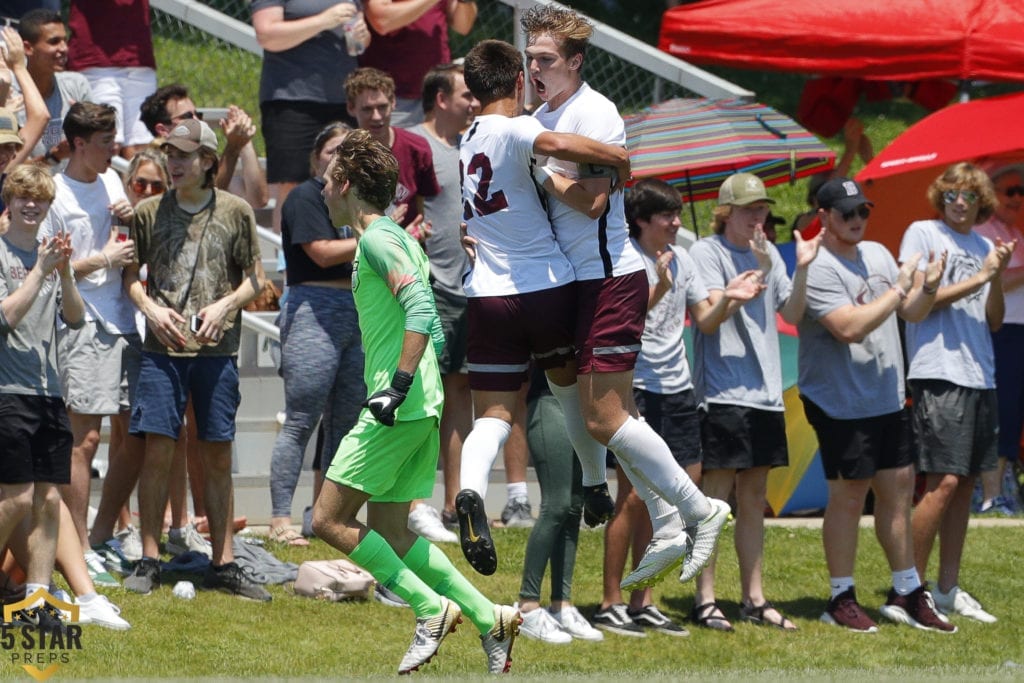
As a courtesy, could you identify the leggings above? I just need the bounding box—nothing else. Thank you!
[518,394,584,603]
[270,285,364,517]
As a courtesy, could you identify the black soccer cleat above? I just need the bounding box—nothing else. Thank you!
[455,489,498,575]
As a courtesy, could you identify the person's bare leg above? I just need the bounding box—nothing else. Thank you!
[936,475,974,593]
[168,424,190,529]
[694,468,733,606]
[311,479,372,554]
[63,412,104,549]
[626,499,653,612]
[735,466,791,626]
[911,472,958,583]
[979,458,1008,508]
[822,478,871,578]
[441,372,472,518]
[185,402,205,520]
[137,434,176,559]
[198,440,235,566]
[0,483,35,558]
[871,466,916,572]
[23,484,61,587]
[88,413,144,546]
[601,465,635,609]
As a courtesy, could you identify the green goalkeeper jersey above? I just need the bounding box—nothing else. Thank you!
[353,216,444,422]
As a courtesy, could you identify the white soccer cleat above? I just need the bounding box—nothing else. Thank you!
[620,530,690,592]
[481,604,521,674]
[397,597,462,675]
[678,498,731,583]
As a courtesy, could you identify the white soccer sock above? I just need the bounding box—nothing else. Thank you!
[617,457,684,539]
[25,583,48,605]
[830,576,855,599]
[459,417,512,499]
[506,481,528,502]
[892,567,922,596]
[546,378,609,487]
[607,416,711,522]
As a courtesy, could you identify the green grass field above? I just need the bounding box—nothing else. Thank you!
[18,523,1023,680]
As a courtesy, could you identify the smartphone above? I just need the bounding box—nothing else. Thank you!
[116,225,130,243]
[189,315,203,334]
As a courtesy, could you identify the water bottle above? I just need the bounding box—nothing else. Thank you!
[343,11,366,57]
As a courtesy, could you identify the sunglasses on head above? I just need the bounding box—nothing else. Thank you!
[943,189,979,205]
[131,178,166,195]
[839,206,871,221]
[1000,185,1024,198]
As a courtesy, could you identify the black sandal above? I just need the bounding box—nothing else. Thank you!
[738,600,797,631]
[690,602,734,632]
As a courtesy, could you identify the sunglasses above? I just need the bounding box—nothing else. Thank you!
[171,110,204,122]
[131,178,166,195]
[1000,185,1024,198]
[839,206,871,221]
[943,189,979,205]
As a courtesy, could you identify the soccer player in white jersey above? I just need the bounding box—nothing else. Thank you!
[520,4,729,591]
[454,39,631,576]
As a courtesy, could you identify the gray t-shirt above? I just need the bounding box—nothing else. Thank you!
[798,241,905,419]
[633,241,706,395]
[690,234,791,410]
[899,218,995,389]
[410,123,469,300]
[0,237,66,396]
[14,72,93,160]
[252,0,358,104]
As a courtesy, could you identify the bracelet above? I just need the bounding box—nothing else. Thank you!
[102,252,112,269]
[923,283,939,295]
[891,283,908,301]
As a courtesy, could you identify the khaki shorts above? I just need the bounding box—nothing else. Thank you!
[326,413,439,503]
[58,321,141,415]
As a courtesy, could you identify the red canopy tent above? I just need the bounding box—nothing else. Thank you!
[659,0,1024,82]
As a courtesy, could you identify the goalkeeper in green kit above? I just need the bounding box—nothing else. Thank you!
[311,129,520,675]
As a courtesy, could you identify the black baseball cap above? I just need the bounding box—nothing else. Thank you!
[817,178,874,214]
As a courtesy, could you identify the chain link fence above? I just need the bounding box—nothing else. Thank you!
[150,1,702,153]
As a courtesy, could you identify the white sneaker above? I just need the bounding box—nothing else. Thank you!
[75,595,131,630]
[115,525,143,562]
[679,498,731,583]
[480,604,521,674]
[408,503,458,543]
[166,522,212,558]
[518,605,571,644]
[551,605,604,641]
[620,530,690,591]
[83,549,121,588]
[932,585,997,623]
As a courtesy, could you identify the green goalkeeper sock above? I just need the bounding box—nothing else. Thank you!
[350,530,440,618]
[403,536,495,634]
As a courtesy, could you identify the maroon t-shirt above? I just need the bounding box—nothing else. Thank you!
[68,0,157,70]
[390,127,440,227]
[359,0,449,101]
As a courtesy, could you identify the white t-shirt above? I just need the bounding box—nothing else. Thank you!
[899,219,995,389]
[459,114,574,297]
[632,241,706,395]
[40,169,136,334]
[690,234,791,410]
[975,215,1024,324]
[533,83,643,281]
[798,241,905,419]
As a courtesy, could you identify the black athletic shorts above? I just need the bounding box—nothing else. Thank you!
[801,396,913,480]
[699,403,788,471]
[634,388,702,467]
[0,394,73,484]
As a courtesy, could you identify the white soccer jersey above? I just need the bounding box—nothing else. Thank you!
[533,83,643,281]
[459,113,575,297]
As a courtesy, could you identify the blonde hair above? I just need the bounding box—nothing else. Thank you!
[1,162,56,206]
[926,162,997,224]
[710,205,732,235]
[521,5,592,61]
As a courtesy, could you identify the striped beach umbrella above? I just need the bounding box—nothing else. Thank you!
[625,98,835,203]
